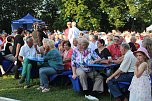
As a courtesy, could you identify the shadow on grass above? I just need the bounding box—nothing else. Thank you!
[0,76,114,101]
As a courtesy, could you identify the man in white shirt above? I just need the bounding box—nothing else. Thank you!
[88,34,98,51]
[106,43,137,101]
[68,21,80,48]
[18,36,39,88]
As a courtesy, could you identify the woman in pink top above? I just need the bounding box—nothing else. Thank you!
[62,41,73,70]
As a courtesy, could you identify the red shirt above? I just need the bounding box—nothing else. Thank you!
[62,48,73,70]
[107,44,121,60]
[134,43,140,49]
[64,28,70,40]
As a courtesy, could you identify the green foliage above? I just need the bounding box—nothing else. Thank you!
[0,0,152,32]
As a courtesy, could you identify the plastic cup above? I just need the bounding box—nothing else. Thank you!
[37,54,41,60]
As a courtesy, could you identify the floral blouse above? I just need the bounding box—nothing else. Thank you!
[71,48,100,68]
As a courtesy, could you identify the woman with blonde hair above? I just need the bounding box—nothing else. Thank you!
[72,38,103,101]
[37,39,64,92]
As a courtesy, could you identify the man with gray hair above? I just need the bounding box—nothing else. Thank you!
[68,21,80,48]
[106,43,137,101]
[18,36,39,88]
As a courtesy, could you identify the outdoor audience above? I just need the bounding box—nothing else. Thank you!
[0,22,152,101]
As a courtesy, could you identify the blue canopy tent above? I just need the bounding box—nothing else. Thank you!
[11,13,44,31]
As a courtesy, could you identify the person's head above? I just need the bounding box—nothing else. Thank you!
[130,36,136,43]
[89,35,98,42]
[72,21,76,27]
[97,39,105,48]
[77,38,89,51]
[107,35,113,42]
[42,38,55,50]
[120,43,130,55]
[67,22,72,28]
[63,41,71,50]
[79,32,84,37]
[134,47,150,63]
[17,28,24,37]
[119,36,124,44]
[1,33,7,40]
[142,37,152,58]
[26,36,33,47]
[73,38,78,47]
[6,36,12,42]
[114,35,120,45]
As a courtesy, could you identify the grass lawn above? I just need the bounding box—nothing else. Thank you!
[0,75,114,101]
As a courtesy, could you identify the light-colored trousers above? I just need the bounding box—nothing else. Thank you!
[76,67,103,92]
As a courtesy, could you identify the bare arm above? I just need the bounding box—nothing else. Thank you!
[9,46,13,53]
[72,66,77,79]
[18,56,23,62]
[63,58,71,63]
[135,62,147,78]
[106,69,122,83]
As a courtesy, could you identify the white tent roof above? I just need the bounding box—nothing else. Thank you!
[146,25,152,31]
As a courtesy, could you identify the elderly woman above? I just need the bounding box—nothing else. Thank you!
[72,38,103,101]
[37,39,64,93]
[62,41,73,70]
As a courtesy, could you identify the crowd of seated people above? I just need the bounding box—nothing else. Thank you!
[0,22,152,100]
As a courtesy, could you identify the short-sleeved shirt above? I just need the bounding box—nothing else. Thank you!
[12,34,24,56]
[62,48,73,70]
[19,44,37,59]
[94,48,111,59]
[71,48,100,69]
[119,50,137,73]
[4,43,12,55]
[107,43,121,60]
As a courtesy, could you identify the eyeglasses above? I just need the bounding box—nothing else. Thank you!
[114,38,119,41]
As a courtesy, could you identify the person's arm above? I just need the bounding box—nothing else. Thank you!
[90,50,102,64]
[112,56,124,64]
[135,62,147,78]
[15,43,21,58]
[63,58,71,63]
[106,69,122,83]
[9,46,13,53]
[18,56,23,62]
[72,66,77,79]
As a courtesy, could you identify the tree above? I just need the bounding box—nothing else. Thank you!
[0,0,42,33]
[57,0,101,31]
